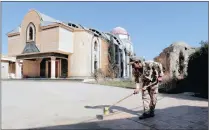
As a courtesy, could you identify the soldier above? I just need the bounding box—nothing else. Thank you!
[128,57,144,94]
[138,61,164,119]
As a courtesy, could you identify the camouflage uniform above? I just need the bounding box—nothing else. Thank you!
[130,57,144,90]
[139,61,163,119]
[133,64,143,90]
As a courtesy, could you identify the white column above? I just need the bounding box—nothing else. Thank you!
[127,55,130,78]
[51,57,56,79]
[129,55,132,79]
[122,50,126,78]
[15,60,22,79]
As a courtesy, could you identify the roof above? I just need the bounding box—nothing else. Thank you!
[111,27,128,35]
[8,10,62,35]
[7,26,21,34]
[37,11,61,23]
[1,54,16,62]
[22,41,40,54]
[7,10,134,54]
[40,21,57,26]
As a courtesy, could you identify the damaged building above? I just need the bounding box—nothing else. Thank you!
[6,9,134,79]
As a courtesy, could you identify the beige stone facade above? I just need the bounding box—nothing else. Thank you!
[7,9,134,79]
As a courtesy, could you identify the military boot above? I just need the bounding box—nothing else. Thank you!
[149,107,155,117]
[149,110,155,117]
[139,113,151,120]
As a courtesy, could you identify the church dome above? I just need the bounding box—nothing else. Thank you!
[111,27,128,35]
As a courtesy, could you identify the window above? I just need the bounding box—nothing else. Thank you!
[94,41,98,51]
[26,23,35,42]
[94,61,98,70]
[29,27,33,40]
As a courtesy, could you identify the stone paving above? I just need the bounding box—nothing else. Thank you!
[2,80,208,129]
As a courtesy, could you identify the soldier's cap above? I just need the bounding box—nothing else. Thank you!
[130,56,145,62]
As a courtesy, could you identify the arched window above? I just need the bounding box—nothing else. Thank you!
[94,41,98,51]
[94,41,98,70]
[29,27,33,40]
[26,23,35,42]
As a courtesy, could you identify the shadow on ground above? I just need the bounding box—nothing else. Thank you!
[28,105,208,130]
[85,105,141,116]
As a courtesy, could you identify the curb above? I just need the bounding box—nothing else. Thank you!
[1,78,84,82]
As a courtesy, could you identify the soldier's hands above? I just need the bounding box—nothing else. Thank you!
[142,87,147,91]
[134,88,140,94]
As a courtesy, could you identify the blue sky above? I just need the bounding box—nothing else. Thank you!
[2,2,208,60]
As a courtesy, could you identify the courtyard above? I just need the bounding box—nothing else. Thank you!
[2,80,208,129]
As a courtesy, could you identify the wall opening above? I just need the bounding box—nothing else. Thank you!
[26,23,36,42]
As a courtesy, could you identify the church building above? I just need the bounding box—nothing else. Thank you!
[7,9,134,79]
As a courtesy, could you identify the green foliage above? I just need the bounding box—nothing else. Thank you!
[92,68,106,83]
[159,77,188,94]
[187,41,208,97]
[108,43,115,65]
[107,36,118,78]
[159,41,208,98]
[159,71,180,94]
[108,36,115,65]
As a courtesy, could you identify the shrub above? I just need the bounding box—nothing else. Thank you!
[159,41,208,98]
[92,68,106,83]
[187,41,208,98]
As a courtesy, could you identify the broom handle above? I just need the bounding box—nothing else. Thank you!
[143,81,158,90]
[108,81,158,109]
[109,93,134,109]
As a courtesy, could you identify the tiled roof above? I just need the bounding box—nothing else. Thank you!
[22,41,40,54]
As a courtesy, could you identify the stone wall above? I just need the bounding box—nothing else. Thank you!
[154,42,196,78]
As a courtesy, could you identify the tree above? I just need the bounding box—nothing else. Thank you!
[187,41,208,98]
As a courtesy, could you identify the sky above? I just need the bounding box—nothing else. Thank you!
[2,2,208,60]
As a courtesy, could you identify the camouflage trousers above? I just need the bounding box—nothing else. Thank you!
[142,84,158,114]
[135,76,143,89]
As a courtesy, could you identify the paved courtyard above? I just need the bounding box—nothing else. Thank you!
[2,80,208,129]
